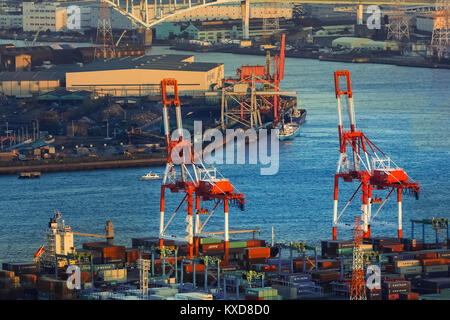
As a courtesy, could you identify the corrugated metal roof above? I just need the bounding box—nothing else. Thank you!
[0,71,65,81]
[61,54,222,73]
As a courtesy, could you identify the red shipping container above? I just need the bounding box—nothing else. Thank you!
[293,259,315,272]
[185,264,205,273]
[80,272,92,284]
[385,293,399,300]
[246,247,270,259]
[202,243,224,251]
[83,242,107,250]
[102,246,125,260]
[125,249,140,263]
[382,245,404,253]
[416,252,437,260]
[399,292,419,300]
[20,274,37,285]
[319,261,340,269]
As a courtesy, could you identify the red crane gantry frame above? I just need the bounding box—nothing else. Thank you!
[223,34,286,123]
[332,71,420,241]
[159,79,245,265]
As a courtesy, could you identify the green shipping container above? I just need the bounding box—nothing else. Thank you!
[338,248,353,255]
[229,241,248,249]
[424,265,448,273]
[397,266,423,275]
[200,238,222,245]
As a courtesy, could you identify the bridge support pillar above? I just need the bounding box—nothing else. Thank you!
[144,27,153,46]
[357,4,364,25]
[241,0,250,40]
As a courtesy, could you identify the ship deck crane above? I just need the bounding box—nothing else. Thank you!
[72,220,115,245]
[159,78,245,265]
[332,70,420,240]
[222,34,287,126]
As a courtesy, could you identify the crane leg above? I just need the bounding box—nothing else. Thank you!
[362,181,370,239]
[159,185,165,248]
[195,195,200,257]
[333,175,339,240]
[398,188,403,239]
[224,199,229,265]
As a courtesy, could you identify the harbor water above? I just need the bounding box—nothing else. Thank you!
[1,46,449,263]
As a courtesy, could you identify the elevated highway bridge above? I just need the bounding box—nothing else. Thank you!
[100,0,436,27]
[98,0,437,40]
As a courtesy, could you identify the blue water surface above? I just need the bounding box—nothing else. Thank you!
[1,47,449,263]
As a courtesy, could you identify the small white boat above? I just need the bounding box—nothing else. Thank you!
[139,171,162,181]
[278,123,300,141]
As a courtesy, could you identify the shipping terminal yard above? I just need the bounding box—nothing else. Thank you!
[0,0,449,304]
[1,67,449,301]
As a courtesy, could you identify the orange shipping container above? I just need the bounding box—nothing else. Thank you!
[421,258,445,266]
[185,264,205,273]
[246,247,270,259]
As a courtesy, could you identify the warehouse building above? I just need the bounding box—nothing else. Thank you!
[0,71,64,98]
[64,54,224,97]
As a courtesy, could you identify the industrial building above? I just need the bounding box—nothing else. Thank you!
[332,37,401,52]
[0,71,64,98]
[64,54,224,97]
[22,2,67,32]
[0,12,22,30]
[165,2,293,22]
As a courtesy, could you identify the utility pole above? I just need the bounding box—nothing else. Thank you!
[94,0,116,59]
[386,0,410,43]
[350,216,366,300]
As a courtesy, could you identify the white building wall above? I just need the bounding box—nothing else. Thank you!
[165,3,293,22]
[22,2,67,32]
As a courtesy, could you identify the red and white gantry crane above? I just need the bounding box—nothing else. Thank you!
[332,70,420,241]
[159,79,245,265]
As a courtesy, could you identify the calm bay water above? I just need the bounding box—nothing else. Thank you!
[1,47,449,263]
